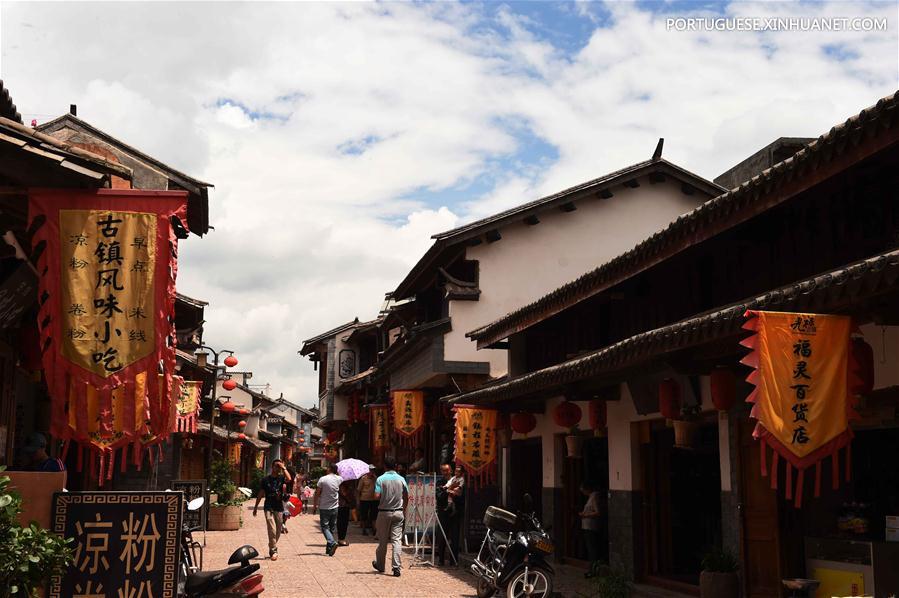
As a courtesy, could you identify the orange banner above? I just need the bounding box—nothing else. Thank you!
[453,405,498,489]
[227,442,241,465]
[370,404,389,453]
[391,390,424,444]
[177,380,203,433]
[742,311,859,507]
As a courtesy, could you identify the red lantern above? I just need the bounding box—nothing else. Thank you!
[553,401,582,429]
[220,401,236,413]
[658,379,681,419]
[851,337,875,395]
[299,429,305,436]
[238,420,247,428]
[224,355,239,368]
[237,432,247,440]
[588,399,607,431]
[510,412,537,435]
[710,368,736,411]
[239,408,250,416]
[222,379,237,391]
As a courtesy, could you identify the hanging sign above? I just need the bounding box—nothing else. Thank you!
[172,479,207,533]
[391,390,424,445]
[29,189,187,480]
[742,311,859,507]
[176,380,203,433]
[227,441,241,465]
[49,491,181,598]
[370,404,389,453]
[453,405,498,489]
[255,450,265,469]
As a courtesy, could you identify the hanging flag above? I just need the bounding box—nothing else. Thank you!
[177,379,203,434]
[742,310,860,507]
[370,404,389,453]
[453,405,498,490]
[29,188,188,480]
[227,441,241,464]
[391,390,424,446]
[255,450,265,469]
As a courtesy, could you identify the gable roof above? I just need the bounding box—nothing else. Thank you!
[0,80,22,123]
[468,90,899,348]
[299,318,361,356]
[392,156,724,300]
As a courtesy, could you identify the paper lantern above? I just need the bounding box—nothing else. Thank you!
[851,337,875,395]
[238,420,247,428]
[224,355,239,368]
[710,368,736,411]
[222,379,237,391]
[220,401,236,413]
[588,399,607,431]
[239,408,250,416]
[658,379,681,419]
[553,401,582,429]
[510,412,536,435]
[238,432,247,440]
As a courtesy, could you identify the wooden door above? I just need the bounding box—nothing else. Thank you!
[509,438,542,515]
[561,455,585,561]
[739,420,782,598]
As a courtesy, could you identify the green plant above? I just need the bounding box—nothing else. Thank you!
[591,566,633,598]
[209,459,237,501]
[308,466,327,485]
[701,548,739,573]
[248,467,266,496]
[0,467,73,597]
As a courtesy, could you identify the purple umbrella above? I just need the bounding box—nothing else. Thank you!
[336,458,371,481]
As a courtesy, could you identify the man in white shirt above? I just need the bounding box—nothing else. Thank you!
[314,464,344,556]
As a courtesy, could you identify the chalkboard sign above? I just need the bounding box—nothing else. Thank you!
[49,491,182,598]
[0,262,36,331]
[465,484,499,551]
[172,479,206,532]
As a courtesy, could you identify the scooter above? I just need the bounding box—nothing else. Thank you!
[470,494,555,598]
[177,496,265,597]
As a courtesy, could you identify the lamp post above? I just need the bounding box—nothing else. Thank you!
[195,346,238,483]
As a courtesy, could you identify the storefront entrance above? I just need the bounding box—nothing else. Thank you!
[561,435,609,564]
[509,438,542,515]
[641,417,721,591]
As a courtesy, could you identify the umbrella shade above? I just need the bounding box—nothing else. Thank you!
[336,458,371,481]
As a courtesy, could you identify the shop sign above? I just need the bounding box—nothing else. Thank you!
[172,479,206,532]
[49,491,181,598]
[453,405,498,489]
[391,390,424,445]
[0,261,36,331]
[338,349,355,379]
[370,404,389,452]
[406,473,436,535]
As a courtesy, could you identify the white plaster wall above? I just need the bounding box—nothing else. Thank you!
[445,179,707,376]
[860,324,899,390]
[215,382,253,412]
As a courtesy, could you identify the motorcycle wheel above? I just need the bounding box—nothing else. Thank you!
[476,577,497,598]
[504,565,553,598]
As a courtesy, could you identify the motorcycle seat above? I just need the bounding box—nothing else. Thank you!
[186,564,261,595]
[493,531,512,545]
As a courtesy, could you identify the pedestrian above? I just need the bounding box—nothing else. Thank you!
[313,464,343,556]
[409,448,425,472]
[337,477,357,546]
[579,482,603,578]
[252,459,292,561]
[371,455,408,577]
[282,465,297,534]
[356,465,378,536]
[302,483,314,513]
[435,463,460,566]
[22,433,65,472]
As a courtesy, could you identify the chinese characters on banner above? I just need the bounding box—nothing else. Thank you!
[29,189,188,483]
[227,442,241,465]
[176,380,202,434]
[741,311,859,507]
[391,390,424,446]
[406,474,436,536]
[453,405,498,490]
[370,404,389,454]
[50,492,181,598]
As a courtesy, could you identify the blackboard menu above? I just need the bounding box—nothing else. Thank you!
[465,484,499,550]
[0,262,36,331]
[172,479,206,532]
[49,492,182,598]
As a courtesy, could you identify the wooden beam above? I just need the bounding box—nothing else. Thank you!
[559,202,577,213]
[649,172,666,184]
[485,229,502,243]
[524,215,540,226]
[624,179,640,188]
[681,183,696,196]
[597,189,613,199]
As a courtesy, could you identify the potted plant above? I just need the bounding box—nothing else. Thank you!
[565,425,583,458]
[673,404,701,449]
[700,549,739,598]
[207,459,241,531]
[591,566,633,598]
[0,467,73,597]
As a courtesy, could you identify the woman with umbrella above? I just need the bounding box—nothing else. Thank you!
[336,458,370,546]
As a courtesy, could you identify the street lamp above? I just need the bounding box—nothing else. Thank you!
[195,345,238,483]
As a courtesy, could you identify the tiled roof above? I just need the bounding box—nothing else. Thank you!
[468,90,899,348]
[299,318,361,355]
[0,80,21,123]
[447,248,899,405]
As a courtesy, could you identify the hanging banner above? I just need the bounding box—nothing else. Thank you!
[29,189,187,480]
[391,390,424,445]
[176,380,203,434]
[741,311,859,507]
[227,442,241,465]
[255,450,265,469]
[370,404,389,453]
[453,405,498,490]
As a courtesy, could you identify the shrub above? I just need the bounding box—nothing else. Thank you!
[248,467,266,496]
[209,459,237,503]
[591,566,633,598]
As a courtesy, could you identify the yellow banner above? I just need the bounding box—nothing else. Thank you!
[392,390,424,439]
[59,209,157,377]
[227,442,241,464]
[370,405,389,452]
[454,406,498,485]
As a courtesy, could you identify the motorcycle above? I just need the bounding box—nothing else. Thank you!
[470,494,555,598]
[177,496,265,597]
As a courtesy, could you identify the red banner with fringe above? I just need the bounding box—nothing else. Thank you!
[741,310,860,508]
[29,188,188,483]
[453,404,497,490]
[177,379,202,433]
[391,390,424,446]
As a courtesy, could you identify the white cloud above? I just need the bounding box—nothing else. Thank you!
[1,1,895,405]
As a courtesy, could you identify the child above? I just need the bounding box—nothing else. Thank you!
[302,484,314,513]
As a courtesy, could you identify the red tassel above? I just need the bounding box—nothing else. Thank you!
[832,450,840,490]
[814,461,822,498]
[760,439,767,477]
[845,443,852,482]
[794,469,804,509]
[107,450,115,480]
[770,452,779,490]
[786,464,793,501]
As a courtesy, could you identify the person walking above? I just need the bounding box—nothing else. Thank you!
[252,459,292,561]
[579,482,603,578]
[371,455,408,577]
[435,463,460,566]
[337,477,357,546]
[356,465,378,536]
[313,464,343,556]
